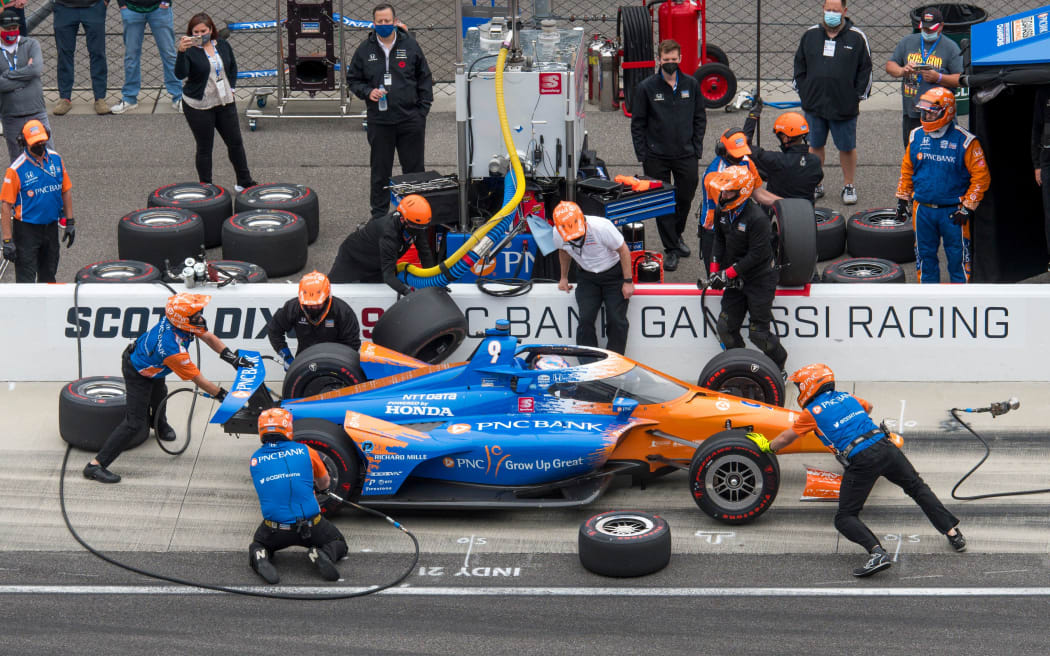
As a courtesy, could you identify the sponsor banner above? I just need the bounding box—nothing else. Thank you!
[0,282,1041,382]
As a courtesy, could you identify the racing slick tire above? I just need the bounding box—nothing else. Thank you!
[372,287,467,364]
[117,208,205,278]
[689,429,780,525]
[207,260,268,284]
[234,183,319,244]
[578,510,671,577]
[221,210,308,278]
[293,418,361,518]
[282,342,366,400]
[814,207,847,261]
[148,182,232,248]
[821,257,906,284]
[693,62,736,109]
[846,208,916,263]
[59,377,148,451]
[75,259,161,283]
[698,349,786,407]
[771,198,818,287]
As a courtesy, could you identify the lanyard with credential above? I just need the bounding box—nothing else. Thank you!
[2,49,15,71]
[919,35,940,65]
[209,48,223,83]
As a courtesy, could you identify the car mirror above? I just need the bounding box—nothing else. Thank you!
[613,396,638,418]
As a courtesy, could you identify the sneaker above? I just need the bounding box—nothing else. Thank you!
[234,181,258,193]
[54,98,73,116]
[308,547,340,581]
[251,548,280,584]
[841,184,857,205]
[110,100,138,114]
[852,546,892,577]
[814,183,825,200]
[947,528,967,552]
[94,99,111,115]
[83,463,121,484]
[663,250,679,273]
[172,98,182,113]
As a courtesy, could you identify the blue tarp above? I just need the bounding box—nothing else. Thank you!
[971,5,1050,66]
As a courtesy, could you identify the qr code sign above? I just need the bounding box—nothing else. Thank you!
[1012,16,1035,42]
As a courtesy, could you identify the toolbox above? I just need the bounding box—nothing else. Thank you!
[576,177,676,226]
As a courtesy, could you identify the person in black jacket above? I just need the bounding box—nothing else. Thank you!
[268,271,362,369]
[742,101,824,203]
[1033,85,1050,270]
[705,165,787,371]
[174,13,256,192]
[630,39,706,273]
[793,0,871,205]
[347,4,433,220]
[328,194,437,294]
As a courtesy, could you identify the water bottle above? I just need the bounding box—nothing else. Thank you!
[378,84,388,112]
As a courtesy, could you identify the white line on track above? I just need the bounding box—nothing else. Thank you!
[2,586,1050,597]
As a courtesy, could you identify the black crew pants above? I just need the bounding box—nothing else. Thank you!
[1041,164,1050,256]
[717,268,787,369]
[642,155,699,252]
[95,345,171,468]
[12,220,59,283]
[836,438,959,552]
[367,116,426,219]
[250,517,348,566]
[575,262,629,355]
[183,101,254,188]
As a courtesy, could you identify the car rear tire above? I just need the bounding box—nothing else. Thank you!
[578,510,671,577]
[821,257,906,283]
[59,377,148,451]
[148,183,232,248]
[293,418,360,518]
[234,183,319,243]
[698,349,786,407]
[689,429,780,525]
[693,62,736,109]
[372,287,467,364]
[282,342,367,400]
[846,208,916,263]
[814,207,846,261]
[75,260,161,284]
[771,198,818,287]
[117,208,205,277]
[221,210,308,278]
[207,260,268,284]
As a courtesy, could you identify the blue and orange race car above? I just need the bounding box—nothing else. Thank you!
[212,322,839,524]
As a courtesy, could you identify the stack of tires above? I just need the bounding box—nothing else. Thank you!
[223,184,318,278]
[820,207,913,283]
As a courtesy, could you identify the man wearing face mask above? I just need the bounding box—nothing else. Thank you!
[267,270,362,371]
[886,8,963,147]
[630,39,707,273]
[0,8,48,164]
[347,3,433,221]
[793,0,871,205]
[0,121,72,283]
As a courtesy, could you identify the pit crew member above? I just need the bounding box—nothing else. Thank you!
[705,165,787,371]
[267,270,361,369]
[83,293,254,484]
[328,193,437,295]
[741,103,825,203]
[553,200,633,355]
[765,363,966,577]
[248,408,348,585]
[896,86,989,283]
[1033,84,1050,269]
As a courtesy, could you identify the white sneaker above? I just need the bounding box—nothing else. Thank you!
[841,184,857,205]
[814,183,825,199]
[110,100,138,114]
[172,98,182,113]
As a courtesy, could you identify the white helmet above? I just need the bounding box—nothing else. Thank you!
[533,354,570,370]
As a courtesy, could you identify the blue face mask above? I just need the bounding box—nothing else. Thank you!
[921,30,940,43]
[823,10,842,27]
[374,23,395,38]
[198,33,211,46]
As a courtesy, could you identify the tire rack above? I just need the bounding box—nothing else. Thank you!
[243,0,364,131]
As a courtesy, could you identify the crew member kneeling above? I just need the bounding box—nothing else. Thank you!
[249,408,348,585]
[267,270,361,370]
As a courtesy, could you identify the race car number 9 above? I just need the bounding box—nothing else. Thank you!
[488,340,501,363]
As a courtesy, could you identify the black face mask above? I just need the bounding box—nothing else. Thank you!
[302,301,329,325]
[28,144,45,157]
[661,62,678,75]
[188,312,208,332]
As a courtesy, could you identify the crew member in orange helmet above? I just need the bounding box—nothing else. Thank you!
[267,270,361,369]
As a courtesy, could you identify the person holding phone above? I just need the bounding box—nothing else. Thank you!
[174,13,256,192]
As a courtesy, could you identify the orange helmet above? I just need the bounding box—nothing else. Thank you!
[396,194,432,226]
[165,293,211,335]
[917,87,956,133]
[258,407,293,441]
[298,270,332,325]
[716,129,751,163]
[553,201,587,244]
[789,363,835,408]
[704,165,756,212]
[773,112,809,140]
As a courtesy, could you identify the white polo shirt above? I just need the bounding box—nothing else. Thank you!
[552,214,625,274]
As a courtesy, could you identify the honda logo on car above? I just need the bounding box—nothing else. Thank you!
[385,404,453,416]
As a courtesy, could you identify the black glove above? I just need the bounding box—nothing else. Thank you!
[951,206,975,227]
[1,239,14,262]
[895,198,910,223]
[707,270,728,291]
[60,217,75,248]
[213,387,228,401]
[747,95,763,119]
[220,347,254,369]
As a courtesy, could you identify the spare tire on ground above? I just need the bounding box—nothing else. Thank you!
[371,287,467,364]
[578,510,671,577]
[822,257,906,283]
[770,198,818,287]
[283,342,367,400]
[207,260,268,284]
[148,183,232,248]
[117,208,205,277]
[814,207,846,261]
[221,210,308,278]
[59,377,148,451]
[234,183,319,243]
[697,348,786,407]
[75,260,161,284]
[846,208,915,263]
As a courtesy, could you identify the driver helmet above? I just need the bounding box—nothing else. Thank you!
[165,293,211,335]
[533,354,570,370]
[298,270,332,326]
[788,363,835,408]
[258,407,293,442]
[396,194,432,227]
[553,201,587,247]
[704,165,756,213]
[917,87,956,133]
